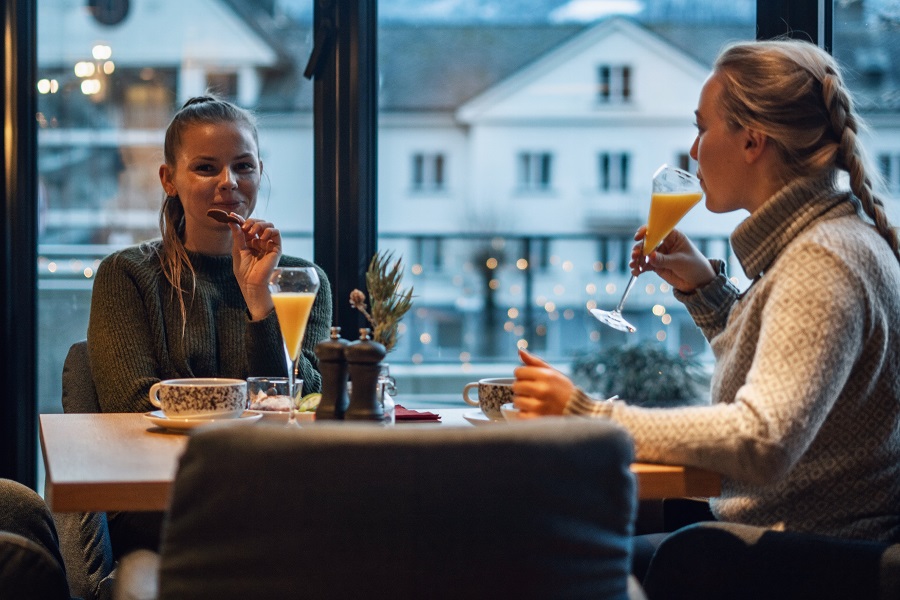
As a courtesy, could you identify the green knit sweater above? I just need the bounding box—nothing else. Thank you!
[567,176,900,542]
[87,242,333,413]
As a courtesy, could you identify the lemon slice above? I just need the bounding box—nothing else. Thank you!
[297,392,322,412]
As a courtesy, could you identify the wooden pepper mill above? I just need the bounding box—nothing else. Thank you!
[314,326,350,420]
[343,328,386,422]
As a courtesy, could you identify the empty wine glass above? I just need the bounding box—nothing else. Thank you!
[591,164,703,333]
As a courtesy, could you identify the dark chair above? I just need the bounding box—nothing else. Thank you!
[53,340,115,600]
[642,521,900,600]
[0,478,71,600]
[0,531,71,600]
[118,418,643,600]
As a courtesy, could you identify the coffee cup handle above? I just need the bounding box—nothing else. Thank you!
[149,382,163,409]
[462,383,479,407]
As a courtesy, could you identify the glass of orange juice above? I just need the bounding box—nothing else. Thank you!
[269,267,320,426]
[591,164,702,333]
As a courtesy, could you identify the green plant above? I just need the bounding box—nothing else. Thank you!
[349,250,414,353]
[571,345,708,407]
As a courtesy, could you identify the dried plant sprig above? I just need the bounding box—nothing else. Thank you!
[349,250,414,352]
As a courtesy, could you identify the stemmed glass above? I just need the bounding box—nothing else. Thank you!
[591,164,703,333]
[269,267,319,426]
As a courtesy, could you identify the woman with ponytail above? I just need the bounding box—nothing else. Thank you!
[86,94,332,557]
[514,38,900,575]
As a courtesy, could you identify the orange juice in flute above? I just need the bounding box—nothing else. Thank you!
[272,292,316,362]
[643,191,704,254]
[269,267,320,426]
[591,165,703,333]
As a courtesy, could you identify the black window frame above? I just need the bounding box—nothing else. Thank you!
[1,0,835,487]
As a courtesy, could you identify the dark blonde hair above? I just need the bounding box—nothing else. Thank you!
[713,39,899,260]
[153,94,260,331]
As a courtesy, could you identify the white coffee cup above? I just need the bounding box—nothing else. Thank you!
[149,378,247,419]
[462,377,514,421]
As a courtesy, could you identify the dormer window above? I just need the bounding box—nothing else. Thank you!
[597,65,632,104]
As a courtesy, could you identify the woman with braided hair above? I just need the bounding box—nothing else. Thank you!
[514,38,900,579]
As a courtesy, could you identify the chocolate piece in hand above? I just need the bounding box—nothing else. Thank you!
[206,208,242,224]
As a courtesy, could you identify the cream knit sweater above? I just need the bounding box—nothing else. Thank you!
[567,176,900,542]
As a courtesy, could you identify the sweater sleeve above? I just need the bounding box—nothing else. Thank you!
[567,243,867,486]
[673,259,740,340]
[87,252,162,413]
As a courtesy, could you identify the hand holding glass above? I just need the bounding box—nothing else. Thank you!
[269,267,319,426]
[591,164,703,333]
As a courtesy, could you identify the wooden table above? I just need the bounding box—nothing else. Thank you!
[40,410,721,512]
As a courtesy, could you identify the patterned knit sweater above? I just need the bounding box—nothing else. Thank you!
[566,176,900,542]
[87,242,333,413]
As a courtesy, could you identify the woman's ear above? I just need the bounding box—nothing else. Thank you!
[742,128,769,164]
[159,164,176,197]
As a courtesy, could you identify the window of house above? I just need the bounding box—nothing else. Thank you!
[412,152,446,191]
[677,153,698,174]
[879,152,900,194]
[597,65,632,103]
[598,152,630,192]
[518,152,553,191]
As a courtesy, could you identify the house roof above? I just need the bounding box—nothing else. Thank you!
[253,15,900,115]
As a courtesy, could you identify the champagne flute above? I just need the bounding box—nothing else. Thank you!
[591,164,703,333]
[269,267,320,426]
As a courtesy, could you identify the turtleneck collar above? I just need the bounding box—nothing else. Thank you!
[730,175,858,280]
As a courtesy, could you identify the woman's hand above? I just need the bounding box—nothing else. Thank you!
[512,348,575,418]
[631,226,715,293]
[228,216,282,320]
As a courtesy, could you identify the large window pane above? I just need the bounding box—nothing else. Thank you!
[37,1,315,424]
[377,5,754,400]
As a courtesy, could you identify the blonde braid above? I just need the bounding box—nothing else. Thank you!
[821,70,900,261]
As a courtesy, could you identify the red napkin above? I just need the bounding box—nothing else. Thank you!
[394,404,441,422]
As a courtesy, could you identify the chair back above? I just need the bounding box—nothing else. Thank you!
[54,339,113,600]
[158,418,637,600]
[62,340,101,414]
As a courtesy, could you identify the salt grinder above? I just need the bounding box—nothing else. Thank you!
[314,326,350,420]
[343,328,386,422]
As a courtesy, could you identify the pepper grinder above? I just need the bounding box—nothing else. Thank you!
[314,326,350,420]
[343,328,386,422]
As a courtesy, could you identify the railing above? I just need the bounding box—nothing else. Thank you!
[36,232,737,411]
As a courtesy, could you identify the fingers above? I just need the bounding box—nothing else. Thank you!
[239,218,281,253]
[517,347,551,367]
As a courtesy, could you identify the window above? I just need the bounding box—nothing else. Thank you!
[598,152,630,192]
[518,152,553,191]
[677,153,698,175]
[879,153,900,194]
[597,65,632,103]
[5,1,869,484]
[411,152,446,191]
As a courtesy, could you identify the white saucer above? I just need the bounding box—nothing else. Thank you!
[500,402,521,421]
[462,410,505,426]
[143,410,262,432]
